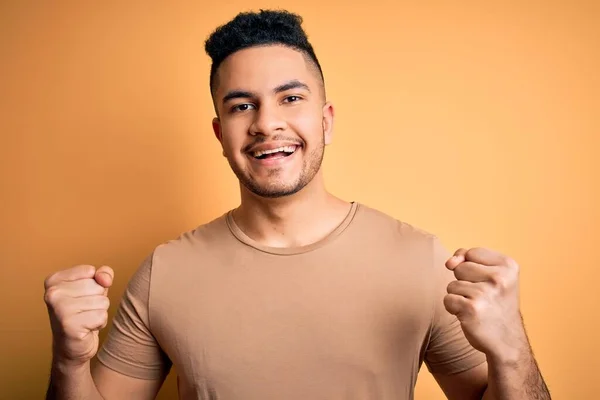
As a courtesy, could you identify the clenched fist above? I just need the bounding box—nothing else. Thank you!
[444,247,528,363]
[44,265,114,367]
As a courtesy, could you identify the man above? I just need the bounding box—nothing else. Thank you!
[44,9,551,400]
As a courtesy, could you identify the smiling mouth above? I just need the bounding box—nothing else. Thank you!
[251,145,299,159]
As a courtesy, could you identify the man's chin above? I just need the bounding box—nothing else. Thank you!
[243,181,305,199]
[250,186,301,199]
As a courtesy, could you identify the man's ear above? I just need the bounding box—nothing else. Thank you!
[322,102,335,145]
[212,117,222,142]
[212,117,226,157]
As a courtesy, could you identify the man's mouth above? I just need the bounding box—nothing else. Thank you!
[251,145,299,160]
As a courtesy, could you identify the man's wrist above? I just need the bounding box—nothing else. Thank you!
[486,338,532,371]
[52,357,91,376]
[486,318,531,366]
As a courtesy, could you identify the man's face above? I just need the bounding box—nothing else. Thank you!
[212,45,334,198]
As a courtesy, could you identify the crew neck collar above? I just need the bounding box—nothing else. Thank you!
[226,202,360,256]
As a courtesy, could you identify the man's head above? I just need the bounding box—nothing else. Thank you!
[204,10,334,199]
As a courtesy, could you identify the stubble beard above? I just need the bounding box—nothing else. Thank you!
[229,132,325,199]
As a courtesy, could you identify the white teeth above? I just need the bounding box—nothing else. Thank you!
[253,145,297,158]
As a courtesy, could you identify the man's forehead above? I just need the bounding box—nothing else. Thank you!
[217,45,315,91]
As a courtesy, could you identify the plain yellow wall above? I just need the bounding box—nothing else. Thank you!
[1,2,598,399]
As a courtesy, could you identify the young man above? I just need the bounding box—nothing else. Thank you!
[44,10,551,400]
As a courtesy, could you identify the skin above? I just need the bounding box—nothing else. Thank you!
[44,44,550,400]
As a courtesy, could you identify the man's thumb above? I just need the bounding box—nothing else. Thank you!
[94,266,114,293]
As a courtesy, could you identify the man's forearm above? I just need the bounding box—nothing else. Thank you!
[46,360,105,400]
[482,343,551,400]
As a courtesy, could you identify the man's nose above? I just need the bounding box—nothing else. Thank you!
[249,104,287,136]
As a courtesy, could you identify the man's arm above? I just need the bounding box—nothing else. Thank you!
[433,345,551,400]
[44,258,169,400]
[46,359,163,400]
[433,363,488,400]
[46,361,104,400]
[440,247,551,400]
[482,338,551,400]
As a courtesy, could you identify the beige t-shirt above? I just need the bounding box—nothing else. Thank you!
[97,203,486,399]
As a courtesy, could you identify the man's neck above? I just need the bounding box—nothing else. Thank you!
[233,178,352,249]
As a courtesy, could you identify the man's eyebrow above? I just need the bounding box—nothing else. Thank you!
[221,80,310,105]
[274,80,311,94]
[222,90,255,105]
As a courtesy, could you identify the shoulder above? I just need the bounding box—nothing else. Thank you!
[130,211,234,282]
[354,202,441,246]
[152,211,232,258]
[350,203,452,272]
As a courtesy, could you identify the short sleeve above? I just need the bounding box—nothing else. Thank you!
[423,238,487,375]
[96,253,172,380]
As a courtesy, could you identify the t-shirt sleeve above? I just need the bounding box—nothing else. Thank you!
[423,237,487,375]
[96,253,172,380]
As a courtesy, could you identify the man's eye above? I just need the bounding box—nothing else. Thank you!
[232,104,255,112]
[284,96,301,103]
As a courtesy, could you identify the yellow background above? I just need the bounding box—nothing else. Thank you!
[1,2,598,399]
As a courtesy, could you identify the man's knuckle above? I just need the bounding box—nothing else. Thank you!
[97,309,109,322]
[101,296,111,309]
[466,299,482,315]
[465,248,476,259]
[508,258,520,272]
[44,287,60,305]
[443,294,454,308]
[43,274,55,290]
[446,281,455,293]
[453,265,466,279]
